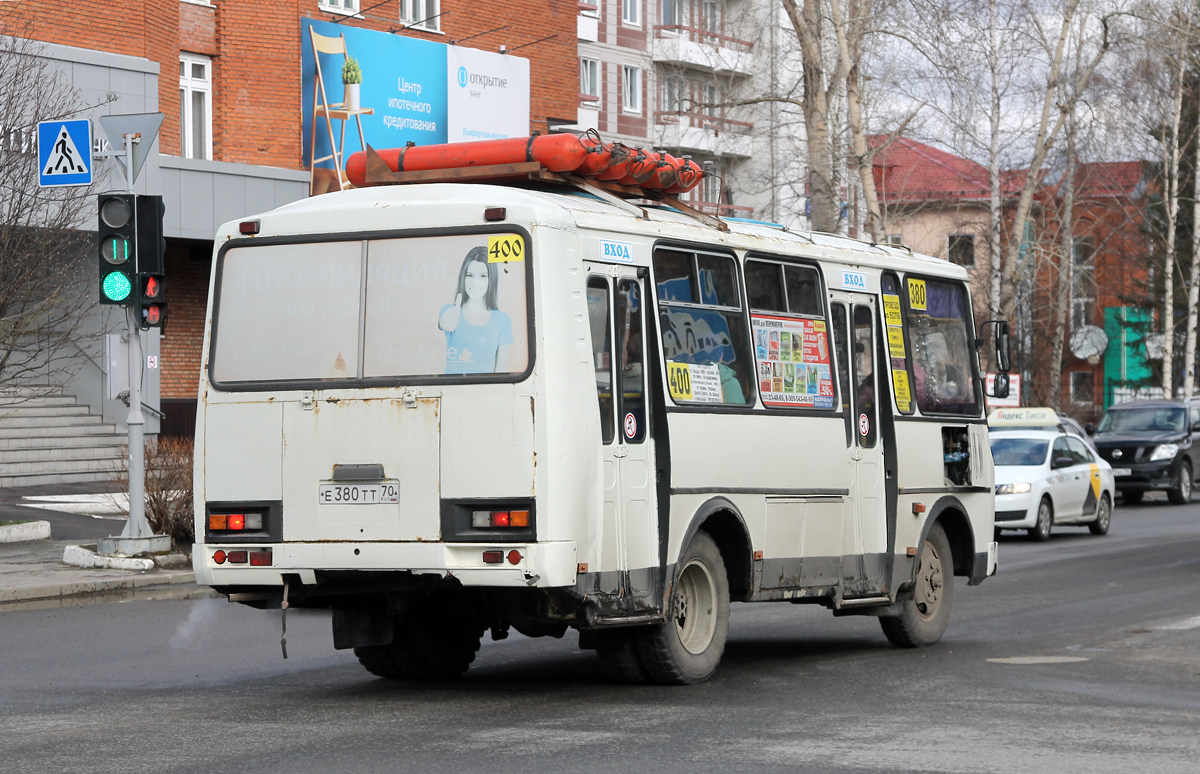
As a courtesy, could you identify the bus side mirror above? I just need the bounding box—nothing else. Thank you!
[990,372,1010,399]
[993,320,1010,372]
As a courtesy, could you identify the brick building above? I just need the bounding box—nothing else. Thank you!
[3,1,577,445]
[871,136,1156,417]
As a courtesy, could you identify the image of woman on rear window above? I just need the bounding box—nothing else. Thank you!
[438,246,513,374]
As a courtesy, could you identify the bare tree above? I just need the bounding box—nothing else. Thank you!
[0,12,109,393]
[1000,0,1115,341]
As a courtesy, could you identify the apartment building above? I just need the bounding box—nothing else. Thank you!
[572,0,805,225]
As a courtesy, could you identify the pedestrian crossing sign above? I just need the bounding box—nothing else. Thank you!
[38,119,93,187]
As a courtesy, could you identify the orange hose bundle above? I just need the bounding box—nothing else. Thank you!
[343,131,705,194]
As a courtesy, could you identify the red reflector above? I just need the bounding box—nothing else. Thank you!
[213,550,227,564]
[507,550,522,565]
[248,550,272,566]
[483,207,506,221]
[482,550,503,564]
[491,511,510,527]
[227,514,245,530]
[227,551,248,564]
[239,220,260,234]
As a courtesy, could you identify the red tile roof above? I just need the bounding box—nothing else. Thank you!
[870,137,1147,204]
[870,136,1025,203]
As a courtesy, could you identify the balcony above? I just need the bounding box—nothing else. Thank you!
[651,26,754,77]
[654,112,753,158]
[577,3,599,42]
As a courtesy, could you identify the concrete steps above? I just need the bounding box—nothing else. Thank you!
[0,387,125,487]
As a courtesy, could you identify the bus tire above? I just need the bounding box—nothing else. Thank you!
[393,616,481,681]
[595,630,650,683]
[354,644,404,679]
[880,522,954,649]
[637,531,729,685]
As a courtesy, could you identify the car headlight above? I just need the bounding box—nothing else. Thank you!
[996,482,1032,495]
[1149,443,1179,461]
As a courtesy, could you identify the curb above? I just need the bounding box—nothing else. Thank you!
[0,569,198,604]
[63,544,155,571]
[0,521,52,543]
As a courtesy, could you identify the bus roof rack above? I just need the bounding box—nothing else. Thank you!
[360,144,729,232]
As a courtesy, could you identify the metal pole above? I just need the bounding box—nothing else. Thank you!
[121,307,149,538]
[118,130,150,538]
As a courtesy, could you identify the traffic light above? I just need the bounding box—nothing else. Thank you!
[138,274,167,329]
[97,193,136,305]
[134,195,167,329]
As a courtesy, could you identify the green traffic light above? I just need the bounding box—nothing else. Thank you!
[101,236,130,265]
[102,271,132,302]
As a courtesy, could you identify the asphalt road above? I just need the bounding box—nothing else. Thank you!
[2,495,1198,774]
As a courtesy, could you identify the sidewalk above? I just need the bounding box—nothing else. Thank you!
[0,482,201,608]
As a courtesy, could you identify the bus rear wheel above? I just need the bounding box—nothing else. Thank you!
[354,644,404,679]
[392,614,482,681]
[880,522,954,649]
[595,630,650,683]
[637,531,729,685]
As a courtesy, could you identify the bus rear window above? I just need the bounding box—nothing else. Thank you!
[211,233,529,385]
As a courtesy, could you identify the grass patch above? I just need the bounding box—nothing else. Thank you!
[0,519,32,527]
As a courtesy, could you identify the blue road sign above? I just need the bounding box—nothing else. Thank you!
[38,119,93,187]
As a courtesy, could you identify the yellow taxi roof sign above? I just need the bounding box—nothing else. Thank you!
[987,407,1060,427]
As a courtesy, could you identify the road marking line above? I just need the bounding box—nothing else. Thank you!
[987,656,1090,665]
[1158,615,1200,631]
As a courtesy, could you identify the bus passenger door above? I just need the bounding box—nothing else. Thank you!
[831,295,888,597]
[586,266,658,611]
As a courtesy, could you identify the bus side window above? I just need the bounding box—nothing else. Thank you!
[654,248,753,406]
[617,279,646,443]
[587,277,615,444]
[832,302,852,445]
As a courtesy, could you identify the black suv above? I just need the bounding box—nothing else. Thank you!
[1092,398,1200,504]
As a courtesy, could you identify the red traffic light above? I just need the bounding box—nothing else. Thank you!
[144,305,163,326]
[144,275,161,299]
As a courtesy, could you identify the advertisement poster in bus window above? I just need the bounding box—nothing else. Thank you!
[751,314,834,408]
[362,233,528,377]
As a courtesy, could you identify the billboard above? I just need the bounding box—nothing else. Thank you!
[301,18,530,180]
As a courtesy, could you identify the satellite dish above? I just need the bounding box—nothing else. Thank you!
[1145,333,1165,360]
[1070,325,1109,360]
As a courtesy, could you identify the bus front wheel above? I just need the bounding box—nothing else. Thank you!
[880,522,954,649]
[637,531,730,685]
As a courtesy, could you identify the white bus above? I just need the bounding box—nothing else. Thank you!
[194,178,1008,684]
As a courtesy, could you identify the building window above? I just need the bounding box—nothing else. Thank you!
[319,0,360,13]
[661,75,686,113]
[1070,371,1094,404]
[401,0,440,30]
[622,66,642,113]
[623,0,640,26]
[580,58,600,102]
[699,163,721,204]
[702,0,719,35]
[1071,237,1096,329]
[885,234,903,246]
[179,53,212,161]
[947,234,975,267]
[662,0,683,27]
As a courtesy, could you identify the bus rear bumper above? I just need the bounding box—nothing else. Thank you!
[193,540,579,589]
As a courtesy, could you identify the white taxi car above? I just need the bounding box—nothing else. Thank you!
[990,429,1115,540]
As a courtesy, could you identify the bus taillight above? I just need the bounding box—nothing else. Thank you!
[472,509,530,528]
